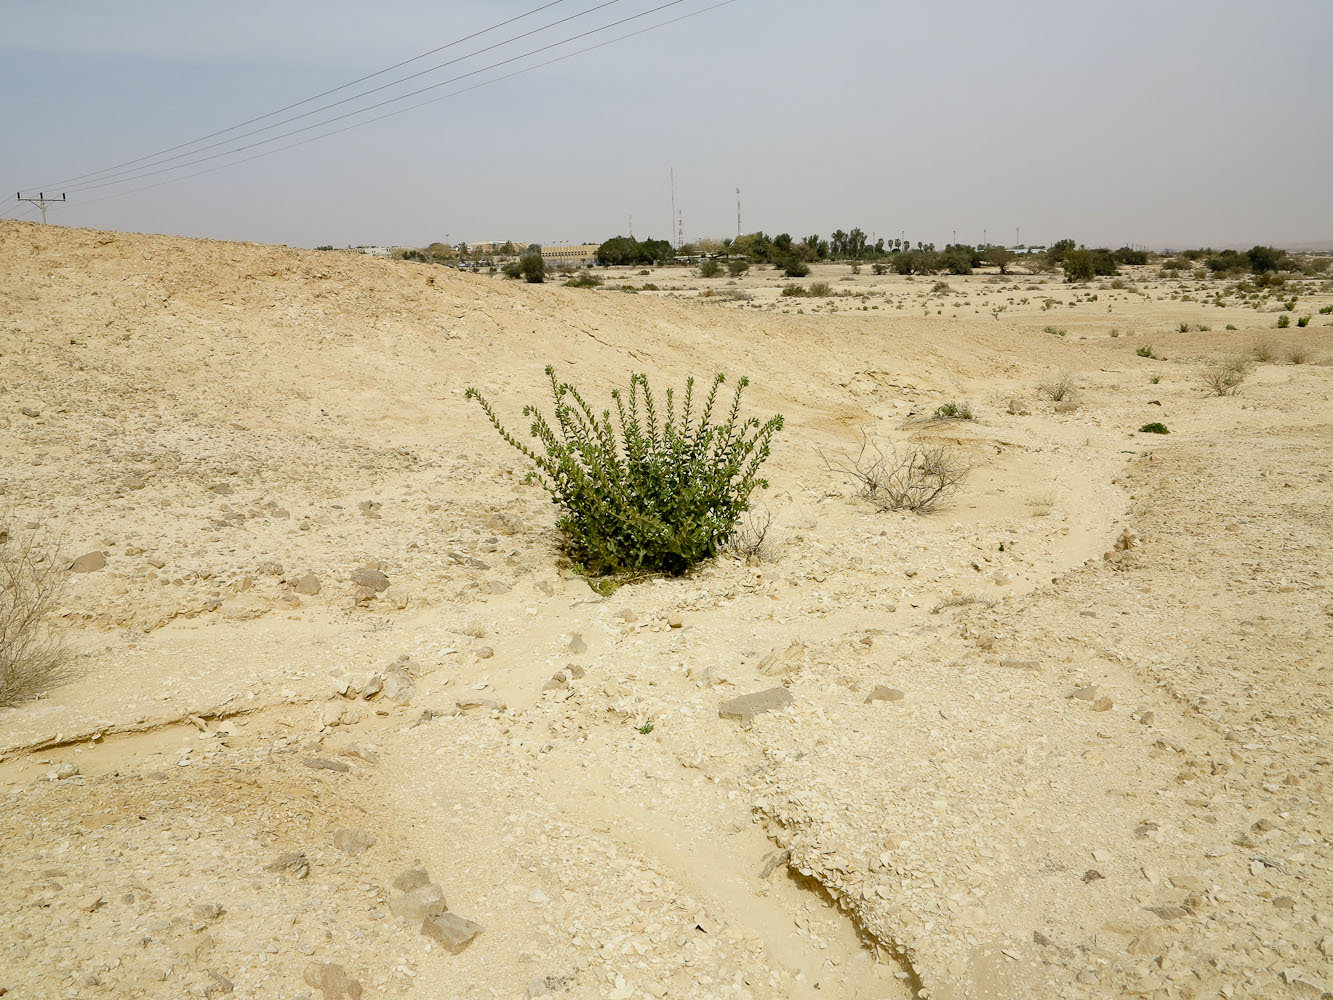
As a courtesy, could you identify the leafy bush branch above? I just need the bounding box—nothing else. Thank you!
[466,367,784,576]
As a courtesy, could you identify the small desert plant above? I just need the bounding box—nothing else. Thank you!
[1044,325,1067,337]
[821,432,968,514]
[933,401,975,420]
[808,281,833,297]
[640,283,659,291]
[1,521,66,706]
[931,593,997,614]
[1038,371,1077,401]
[872,263,888,275]
[1201,356,1251,396]
[698,259,721,278]
[782,259,810,278]
[466,368,783,576]
[1319,305,1333,314]
[1149,375,1161,384]
[1138,422,1170,434]
[1296,315,1310,327]
[1276,314,1290,329]
[1109,328,1121,337]
[727,259,750,277]
[781,283,807,297]
[564,271,603,288]
[1287,348,1309,364]
[1251,340,1277,362]
[1136,345,1156,358]
[724,505,777,561]
[1225,324,1237,330]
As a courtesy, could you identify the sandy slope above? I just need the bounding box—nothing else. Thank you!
[0,220,1330,999]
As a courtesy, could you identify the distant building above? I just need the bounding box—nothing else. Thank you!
[540,244,601,266]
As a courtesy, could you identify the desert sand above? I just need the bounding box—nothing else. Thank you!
[1,219,1330,999]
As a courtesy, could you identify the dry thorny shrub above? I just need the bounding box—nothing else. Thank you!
[1,519,66,705]
[1038,370,1077,402]
[821,431,968,514]
[724,504,778,561]
[1201,356,1251,396]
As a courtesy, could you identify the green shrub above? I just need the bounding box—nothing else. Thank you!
[781,283,807,297]
[1044,325,1066,337]
[1296,315,1310,327]
[1177,321,1190,333]
[564,271,603,288]
[1136,345,1156,358]
[782,258,810,278]
[698,259,721,278]
[1225,324,1237,330]
[933,401,975,420]
[1276,314,1290,329]
[1319,305,1333,315]
[1138,422,1169,434]
[808,281,833,297]
[727,259,750,277]
[640,283,659,291]
[466,368,783,577]
[872,263,888,275]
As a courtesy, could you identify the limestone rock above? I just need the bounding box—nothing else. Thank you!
[303,962,362,1000]
[69,551,106,573]
[864,686,905,704]
[421,912,483,954]
[293,573,322,596]
[391,883,448,924]
[350,567,389,593]
[719,687,793,726]
[220,594,270,621]
[332,829,376,856]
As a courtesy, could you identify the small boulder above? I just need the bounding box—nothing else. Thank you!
[719,687,793,726]
[864,686,905,704]
[350,568,389,593]
[293,573,322,596]
[422,912,483,954]
[391,883,448,924]
[303,962,363,1000]
[332,829,376,856]
[69,551,106,573]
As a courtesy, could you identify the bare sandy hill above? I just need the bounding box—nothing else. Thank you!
[1,220,1330,999]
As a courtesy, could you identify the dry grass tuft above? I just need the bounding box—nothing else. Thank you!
[1,520,67,706]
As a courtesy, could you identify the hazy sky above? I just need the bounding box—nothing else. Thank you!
[3,1,1331,250]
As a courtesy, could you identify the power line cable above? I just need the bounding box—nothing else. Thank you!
[36,0,570,189]
[49,0,626,192]
[74,1,737,210]
[65,0,690,196]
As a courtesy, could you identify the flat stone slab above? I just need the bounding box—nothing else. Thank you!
[718,687,793,726]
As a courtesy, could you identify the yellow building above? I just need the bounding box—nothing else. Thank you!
[540,244,601,266]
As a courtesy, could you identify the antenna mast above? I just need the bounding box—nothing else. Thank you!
[736,187,742,238]
[669,169,677,250]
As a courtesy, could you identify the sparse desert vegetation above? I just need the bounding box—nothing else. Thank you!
[1,220,1330,1000]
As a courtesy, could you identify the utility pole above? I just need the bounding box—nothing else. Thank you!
[628,213,633,239]
[17,192,65,224]
[736,187,742,238]
[1015,226,1020,249]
